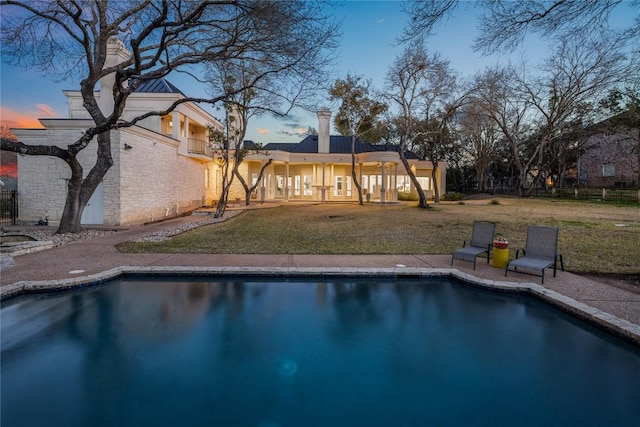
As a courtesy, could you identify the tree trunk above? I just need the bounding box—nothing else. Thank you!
[399,153,430,209]
[235,158,272,205]
[351,151,363,205]
[431,166,440,203]
[57,171,85,234]
[215,157,232,218]
[57,132,114,233]
[350,137,363,205]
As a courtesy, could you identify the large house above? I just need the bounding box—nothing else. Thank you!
[577,128,639,188]
[13,39,444,227]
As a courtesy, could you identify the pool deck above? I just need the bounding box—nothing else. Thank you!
[1,213,639,345]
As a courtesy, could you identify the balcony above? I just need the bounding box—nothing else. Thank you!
[188,138,213,157]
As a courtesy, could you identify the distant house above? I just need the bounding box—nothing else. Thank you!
[577,117,639,188]
[13,39,443,227]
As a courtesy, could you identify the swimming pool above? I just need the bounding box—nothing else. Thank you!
[2,276,639,426]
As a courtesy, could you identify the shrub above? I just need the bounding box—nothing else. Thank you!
[397,192,419,201]
[441,192,464,201]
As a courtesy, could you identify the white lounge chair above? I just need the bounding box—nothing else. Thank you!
[505,225,564,284]
[451,221,495,270]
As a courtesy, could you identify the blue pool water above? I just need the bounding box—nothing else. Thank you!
[2,277,639,426]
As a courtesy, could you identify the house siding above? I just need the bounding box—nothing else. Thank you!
[579,131,639,188]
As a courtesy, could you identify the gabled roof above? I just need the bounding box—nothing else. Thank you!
[133,78,185,96]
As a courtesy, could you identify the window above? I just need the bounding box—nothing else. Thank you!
[303,175,312,196]
[334,176,342,196]
[417,177,430,191]
[397,176,411,193]
[602,163,615,177]
[294,175,301,196]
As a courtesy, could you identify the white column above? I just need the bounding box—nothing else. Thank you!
[394,163,399,201]
[330,164,335,199]
[321,162,326,201]
[380,161,387,203]
[312,164,318,200]
[172,112,180,140]
[285,162,290,200]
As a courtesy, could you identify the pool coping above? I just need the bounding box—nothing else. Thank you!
[2,266,639,347]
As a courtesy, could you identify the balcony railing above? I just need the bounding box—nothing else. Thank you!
[188,138,213,157]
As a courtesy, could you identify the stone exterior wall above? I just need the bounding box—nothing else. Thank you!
[16,123,212,227]
[118,127,207,225]
[15,123,116,225]
[579,131,639,188]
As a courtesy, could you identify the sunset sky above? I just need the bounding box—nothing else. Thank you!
[0,1,635,144]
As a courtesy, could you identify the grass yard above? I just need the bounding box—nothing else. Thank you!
[117,198,640,274]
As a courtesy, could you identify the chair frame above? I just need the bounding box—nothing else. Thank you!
[505,225,564,284]
[451,221,496,270]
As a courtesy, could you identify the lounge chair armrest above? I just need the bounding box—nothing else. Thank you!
[515,248,525,259]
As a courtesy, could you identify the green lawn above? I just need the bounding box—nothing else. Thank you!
[117,198,640,274]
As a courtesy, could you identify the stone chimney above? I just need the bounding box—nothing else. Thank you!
[317,108,331,154]
[98,37,130,117]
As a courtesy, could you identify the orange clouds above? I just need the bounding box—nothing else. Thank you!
[37,104,57,117]
[0,104,59,129]
[255,127,270,135]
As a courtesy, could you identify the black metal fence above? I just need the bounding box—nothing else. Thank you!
[0,190,18,225]
[489,187,639,203]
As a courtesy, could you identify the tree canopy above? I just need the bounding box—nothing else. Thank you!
[1,0,339,232]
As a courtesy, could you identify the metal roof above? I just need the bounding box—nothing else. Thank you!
[133,78,185,95]
[263,135,419,158]
[261,142,298,152]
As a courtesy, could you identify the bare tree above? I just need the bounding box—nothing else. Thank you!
[411,58,465,203]
[207,94,272,215]
[400,0,458,44]
[0,0,338,233]
[468,33,635,196]
[471,66,534,196]
[513,34,634,194]
[385,44,460,206]
[329,74,388,205]
[456,101,501,192]
[384,45,432,208]
[205,26,334,215]
[402,0,638,54]
[474,0,637,54]
[0,125,17,141]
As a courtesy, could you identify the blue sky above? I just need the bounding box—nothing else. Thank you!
[0,1,635,144]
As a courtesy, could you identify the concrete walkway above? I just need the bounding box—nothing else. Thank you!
[2,213,639,344]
